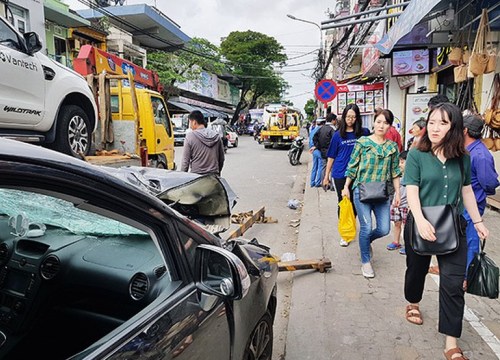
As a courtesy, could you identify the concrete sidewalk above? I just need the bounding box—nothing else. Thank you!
[285,157,500,360]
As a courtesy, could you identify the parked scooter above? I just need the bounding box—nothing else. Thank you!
[288,136,304,166]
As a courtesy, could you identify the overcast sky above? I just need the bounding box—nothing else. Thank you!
[66,0,331,112]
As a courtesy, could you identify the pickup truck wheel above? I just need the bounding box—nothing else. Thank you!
[54,105,91,157]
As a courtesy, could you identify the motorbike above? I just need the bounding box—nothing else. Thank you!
[288,136,304,166]
[253,123,264,142]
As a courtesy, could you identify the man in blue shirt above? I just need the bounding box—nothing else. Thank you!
[309,117,325,187]
[463,114,499,273]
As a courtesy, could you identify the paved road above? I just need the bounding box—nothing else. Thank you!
[174,134,306,360]
[176,132,500,359]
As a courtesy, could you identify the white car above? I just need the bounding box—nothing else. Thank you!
[0,16,97,157]
[226,125,239,147]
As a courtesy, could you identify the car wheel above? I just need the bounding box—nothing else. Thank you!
[54,105,91,157]
[234,139,238,148]
[243,311,273,360]
[264,144,272,149]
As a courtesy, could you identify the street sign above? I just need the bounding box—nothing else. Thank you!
[315,80,338,107]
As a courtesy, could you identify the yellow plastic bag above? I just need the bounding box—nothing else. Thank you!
[338,197,356,242]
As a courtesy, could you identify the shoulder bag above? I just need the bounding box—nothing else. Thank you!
[409,159,463,256]
[358,181,388,203]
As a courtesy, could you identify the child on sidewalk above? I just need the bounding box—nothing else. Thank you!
[387,151,408,254]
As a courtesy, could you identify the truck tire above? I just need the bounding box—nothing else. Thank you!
[53,105,92,157]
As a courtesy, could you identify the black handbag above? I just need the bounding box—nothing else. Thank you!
[467,238,499,299]
[409,159,463,256]
[358,181,388,203]
[408,205,461,255]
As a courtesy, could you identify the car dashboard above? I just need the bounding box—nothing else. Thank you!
[0,216,171,358]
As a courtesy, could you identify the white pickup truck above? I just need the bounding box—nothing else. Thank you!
[0,16,97,157]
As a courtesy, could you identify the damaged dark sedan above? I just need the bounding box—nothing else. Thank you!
[0,139,278,360]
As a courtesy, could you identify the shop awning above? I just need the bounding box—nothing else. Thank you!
[167,100,196,113]
[78,4,190,50]
[374,0,440,54]
[44,2,90,28]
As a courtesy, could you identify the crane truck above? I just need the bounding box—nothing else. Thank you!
[73,45,175,169]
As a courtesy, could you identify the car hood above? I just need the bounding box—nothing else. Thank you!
[102,166,237,228]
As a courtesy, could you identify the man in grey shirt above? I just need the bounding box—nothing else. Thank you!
[181,110,225,175]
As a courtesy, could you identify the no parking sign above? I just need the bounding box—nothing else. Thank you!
[314,80,338,108]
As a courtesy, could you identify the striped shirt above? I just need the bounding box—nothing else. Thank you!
[345,136,401,188]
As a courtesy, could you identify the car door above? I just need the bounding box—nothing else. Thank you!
[0,18,45,126]
[0,158,233,360]
[103,221,231,360]
[150,96,175,163]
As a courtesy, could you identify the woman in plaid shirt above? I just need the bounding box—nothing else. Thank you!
[342,109,402,278]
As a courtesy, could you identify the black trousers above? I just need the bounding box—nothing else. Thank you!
[333,177,356,218]
[404,213,468,338]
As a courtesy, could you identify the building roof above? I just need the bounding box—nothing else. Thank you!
[77,4,190,50]
[44,0,90,28]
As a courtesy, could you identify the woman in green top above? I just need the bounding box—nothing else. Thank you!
[403,103,488,360]
[342,109,401,278]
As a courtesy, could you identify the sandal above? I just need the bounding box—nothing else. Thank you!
[428,265,440,275]
[444,347,469,360]
[405,304,423,325]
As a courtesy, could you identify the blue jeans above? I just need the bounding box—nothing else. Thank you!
[463,202,485,277]
[310,150,324,187]
[353,187,391,264]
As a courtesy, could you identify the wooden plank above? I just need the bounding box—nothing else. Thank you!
[487,194,500,211]
[278,258,332,273]
[226,206,266,240]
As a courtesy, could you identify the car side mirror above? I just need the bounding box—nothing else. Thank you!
[23,32,42,55]
[195,244,250,300]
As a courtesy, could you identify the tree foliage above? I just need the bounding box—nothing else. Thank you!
[147,37,225,99]
[220,31,288,123]
[304,99,316,120]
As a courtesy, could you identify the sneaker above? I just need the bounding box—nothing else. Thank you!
[386,242,402,251]
[361,262,375,278]
[339,239,349,247]
[399,247,406,255]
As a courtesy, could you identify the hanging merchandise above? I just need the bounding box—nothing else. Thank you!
[481,125,495,151]
[448,30,465,66]
[485,10,497,74]
[470,9,491,76]
[454,64,468,83]
[456,79,478,114]
[484,74,500,131]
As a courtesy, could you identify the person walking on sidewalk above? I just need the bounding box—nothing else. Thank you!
[308,117,325,187]
[402,103,488,360]
[387,151,408,254]
[181,110,225,176]
[342,108,401,278]
[313,113,336,185]
[462,114,499,276]
[322,104,370,246]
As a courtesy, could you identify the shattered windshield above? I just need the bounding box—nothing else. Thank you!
[0,189,146,236]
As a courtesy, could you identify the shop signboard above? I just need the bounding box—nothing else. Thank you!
[336,83,385,115]
[375,0,440,54]
[362,20,385,75]
[431,47,453,73]
[404,92,437,147]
